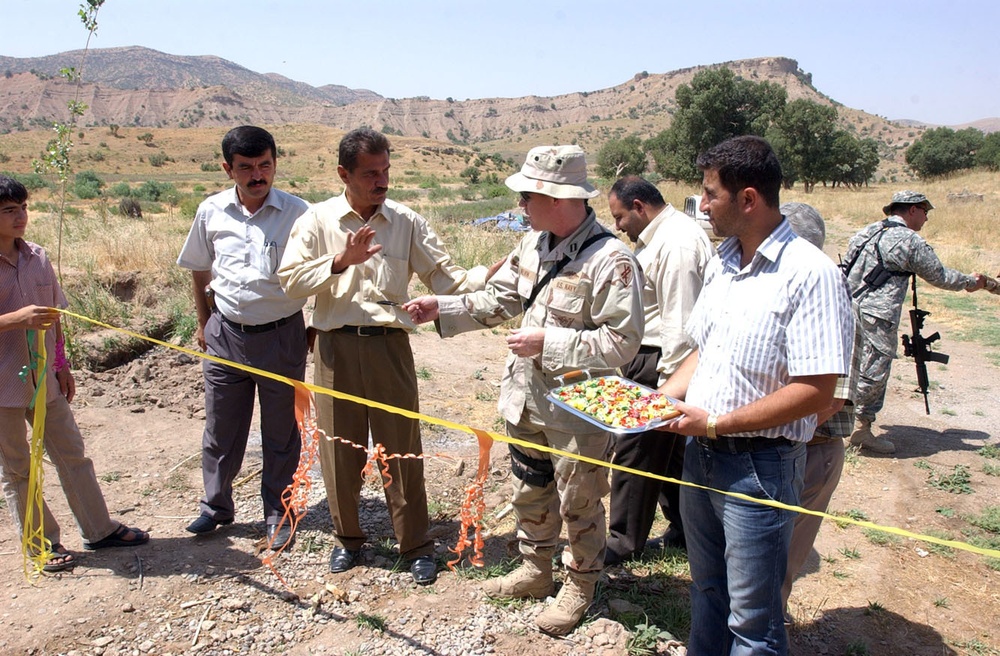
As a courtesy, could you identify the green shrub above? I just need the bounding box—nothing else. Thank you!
[148,151,168,167]
[179,195,202,219]
[73,170,104,199]
[294,189,334,204]
[482,183,510,199]
[428,187,456,202]
[4,171,49,191]
[390,189,420,202]
[109,181,132,198]
[200,161,221,172]
[460,166,481,183]
[418,175,441,189]
[134,180,176,201]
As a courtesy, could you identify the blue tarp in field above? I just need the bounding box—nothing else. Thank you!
[471,211,530,232]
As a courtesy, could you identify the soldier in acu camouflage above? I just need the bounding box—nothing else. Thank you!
[843,191,986,453]
[404,145,644,637]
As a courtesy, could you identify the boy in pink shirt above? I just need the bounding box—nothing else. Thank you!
[0,175,148,572]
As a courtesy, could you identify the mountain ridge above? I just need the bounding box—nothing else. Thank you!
[1,47,994,169]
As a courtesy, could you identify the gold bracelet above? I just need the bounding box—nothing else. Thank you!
[706,414,718,439]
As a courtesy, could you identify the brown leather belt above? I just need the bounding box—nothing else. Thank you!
[333,325,404,337]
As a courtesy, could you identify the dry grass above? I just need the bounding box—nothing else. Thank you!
[4,124,998,355]
[777,175,1000,277]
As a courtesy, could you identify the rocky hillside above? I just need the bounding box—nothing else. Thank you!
[0,46,381,106]
[0,48,927,171]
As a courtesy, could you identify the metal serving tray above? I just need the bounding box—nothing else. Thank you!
[547,372,682,435]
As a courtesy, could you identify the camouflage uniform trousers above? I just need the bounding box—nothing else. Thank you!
[505,418,612,574]
[854,312,896,422]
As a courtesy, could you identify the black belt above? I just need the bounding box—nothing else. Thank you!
[696,435,795,454]
[220,312,298,334]
[333,325,404,337]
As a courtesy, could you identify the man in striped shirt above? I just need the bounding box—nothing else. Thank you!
[659,137,853,655]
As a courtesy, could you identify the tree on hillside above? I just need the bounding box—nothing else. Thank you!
[975,132,1000,171]
[646,67,786,182]
[767,99,838,192]
[829,133,879,188]
[596,135,647,178]
[905,126,984,178]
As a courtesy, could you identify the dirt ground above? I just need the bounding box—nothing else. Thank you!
[1,315,999,656]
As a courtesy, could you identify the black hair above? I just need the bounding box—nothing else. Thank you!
[696,135,782,208]
[0,175,29,205]
[338,128,391,172]
[609,175,665,207]
[221,126,277,166]
[887,202,928,216]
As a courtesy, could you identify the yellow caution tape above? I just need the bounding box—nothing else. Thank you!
[55,309,1000,560]
[22,330,54,578]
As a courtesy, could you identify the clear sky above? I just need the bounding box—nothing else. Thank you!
[4,0,997,126]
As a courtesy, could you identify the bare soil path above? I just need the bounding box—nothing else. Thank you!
[1,321,998,656]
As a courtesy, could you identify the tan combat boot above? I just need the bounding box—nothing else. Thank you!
[482,555,554,600]
[535,572,597,636]
[848,417,895,454]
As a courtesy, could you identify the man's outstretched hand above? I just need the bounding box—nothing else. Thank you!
[332,224,383,274]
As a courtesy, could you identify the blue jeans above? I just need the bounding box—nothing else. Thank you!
[681,436,806,656]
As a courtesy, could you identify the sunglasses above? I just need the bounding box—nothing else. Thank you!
[519,191,533,203]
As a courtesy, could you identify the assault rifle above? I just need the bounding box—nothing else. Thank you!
[900,275,949,414]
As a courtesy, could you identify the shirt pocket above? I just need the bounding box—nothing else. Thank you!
[376,254,409,298]
[729,307,785,375]
[545,289,585,329]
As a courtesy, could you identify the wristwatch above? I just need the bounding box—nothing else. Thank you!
[706,414,718,439]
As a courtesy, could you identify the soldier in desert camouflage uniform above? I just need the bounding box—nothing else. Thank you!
[404,145,644,636]
[843,191,986,453]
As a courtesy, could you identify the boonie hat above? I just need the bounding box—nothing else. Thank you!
[781,202,826,250]
[883,190,934,215]
[505,145,600,199]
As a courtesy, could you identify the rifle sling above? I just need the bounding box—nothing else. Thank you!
[842,218,901,278]
[850,220,911,299]
[523,232,614,312]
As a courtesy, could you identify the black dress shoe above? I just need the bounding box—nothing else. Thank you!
[329,546,359,573]
[645,528,686,553]
[186,514,233,534]
[409,555,437,585]
[266,524,295,551]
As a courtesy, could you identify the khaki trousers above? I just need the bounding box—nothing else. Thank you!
[506,415,612,574]
[314,329,432,559]
[0,397,117,547]
[782,437,845,610]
